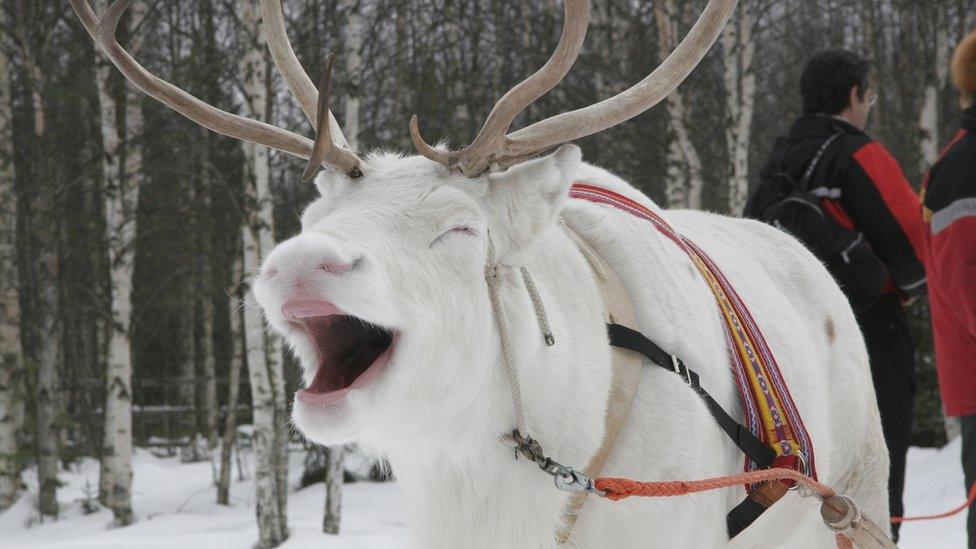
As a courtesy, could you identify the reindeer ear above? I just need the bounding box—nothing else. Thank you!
[484,144,581,260]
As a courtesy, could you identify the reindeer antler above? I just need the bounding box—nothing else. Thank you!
[69,0,361,178]
[303,54,362,182]
[412,0,738,177]
[260,0,359,176]
[411,0,591,176]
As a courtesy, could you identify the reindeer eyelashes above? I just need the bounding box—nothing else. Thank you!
[430,225,480,248]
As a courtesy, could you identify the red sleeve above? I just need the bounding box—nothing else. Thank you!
[931,215,976,335]
[841,142,927,296]
[852,143,928,258]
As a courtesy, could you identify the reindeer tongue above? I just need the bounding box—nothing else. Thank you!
[301,315,394,395]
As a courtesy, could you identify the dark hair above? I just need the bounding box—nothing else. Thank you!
[800,50,870,115]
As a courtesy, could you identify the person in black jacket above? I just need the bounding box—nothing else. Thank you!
[745,50,927,541]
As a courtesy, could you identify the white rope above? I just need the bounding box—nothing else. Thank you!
[520,267,555,346]
[486,263,528,436]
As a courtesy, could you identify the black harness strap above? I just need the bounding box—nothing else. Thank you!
[606,323,776,470]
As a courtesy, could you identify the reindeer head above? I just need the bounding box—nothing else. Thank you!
[72,0,735,448]
[253,145,582,447]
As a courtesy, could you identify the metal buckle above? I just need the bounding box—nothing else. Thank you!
[787,451,810,492]
[671,354,692,384]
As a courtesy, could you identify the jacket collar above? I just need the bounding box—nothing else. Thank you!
[787,114,866,141]
[962,104,976,133]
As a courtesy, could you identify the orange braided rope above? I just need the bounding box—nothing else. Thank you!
[595,467,836,501]
[890,478,976,523]
[596,468,854,548]
[595,468,976,549]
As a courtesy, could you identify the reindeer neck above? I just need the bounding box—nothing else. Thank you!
[387,226,614,548]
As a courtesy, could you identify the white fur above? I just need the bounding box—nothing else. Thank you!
[253,145,889,548]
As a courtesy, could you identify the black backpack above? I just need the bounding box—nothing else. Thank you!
[746,134,889,313]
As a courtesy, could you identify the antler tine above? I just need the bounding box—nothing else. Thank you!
[260,0,352,154]
[302,54,362,182]
[69,0,314,161]
[409,116,455,166]
[501,0,738,164]
[411,0,590,176]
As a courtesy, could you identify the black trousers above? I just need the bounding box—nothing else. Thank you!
[857,295,916,542]
[962,415,976,549]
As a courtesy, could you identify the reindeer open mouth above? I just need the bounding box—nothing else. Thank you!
[284,302,396,405]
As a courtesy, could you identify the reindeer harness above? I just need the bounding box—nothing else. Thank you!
[487,183,819,543]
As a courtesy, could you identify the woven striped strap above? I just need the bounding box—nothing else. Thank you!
[569,183,817,481]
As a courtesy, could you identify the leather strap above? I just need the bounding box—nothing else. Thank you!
[605,321,782,540]
[606,323,775,470]
[726,480,790,538]
[556,221,643,544]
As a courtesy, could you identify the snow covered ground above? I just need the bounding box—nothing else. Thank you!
[898,437,969,549]
[0,439,969,548]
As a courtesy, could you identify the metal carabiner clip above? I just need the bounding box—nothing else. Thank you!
[553,466,606,497]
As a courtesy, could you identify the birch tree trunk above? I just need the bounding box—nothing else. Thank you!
[859,1,884,133]
[342,0,362,151]
[192,149,216,457]
[267,316,288,538]
[590,0,613,102]
[197,0,219,452]
[655,0,705,210]
[316,0,366,530]
[179,192,199,452]
[722,0,756,216]
[94,0,146,526]
[14,9,60,517]
[444,0,468,128]
[0,7,24,511]
[34,168,59,520]
[238,2,288,545]
[323,447,343,534]
[918,7,951,171]
[217,255,245,505]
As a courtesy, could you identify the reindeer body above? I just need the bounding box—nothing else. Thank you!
[558,164,889,548]
[252,150,889,549]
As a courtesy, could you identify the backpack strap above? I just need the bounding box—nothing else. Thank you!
[798,132,843,191]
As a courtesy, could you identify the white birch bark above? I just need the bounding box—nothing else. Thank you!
[722,0,756,216]
[197,1,220,455]
[591,0,612,99]
[238,2,287,545]
[267,321,288,537]
[323,447,343,534]
[199,296,217,454]
[655,0,704,210]
[218,255,244,505]
[200,246,218,450]
[35,232,58,519]
[15,15,60,517]
[342,0,362,151]
[94,0,146,526]
[0,6,24,511]
[919,11,950,171]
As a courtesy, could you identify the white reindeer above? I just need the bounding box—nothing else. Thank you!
[74,0,890,547]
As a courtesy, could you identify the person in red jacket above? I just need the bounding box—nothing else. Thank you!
[922,29,976,549]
